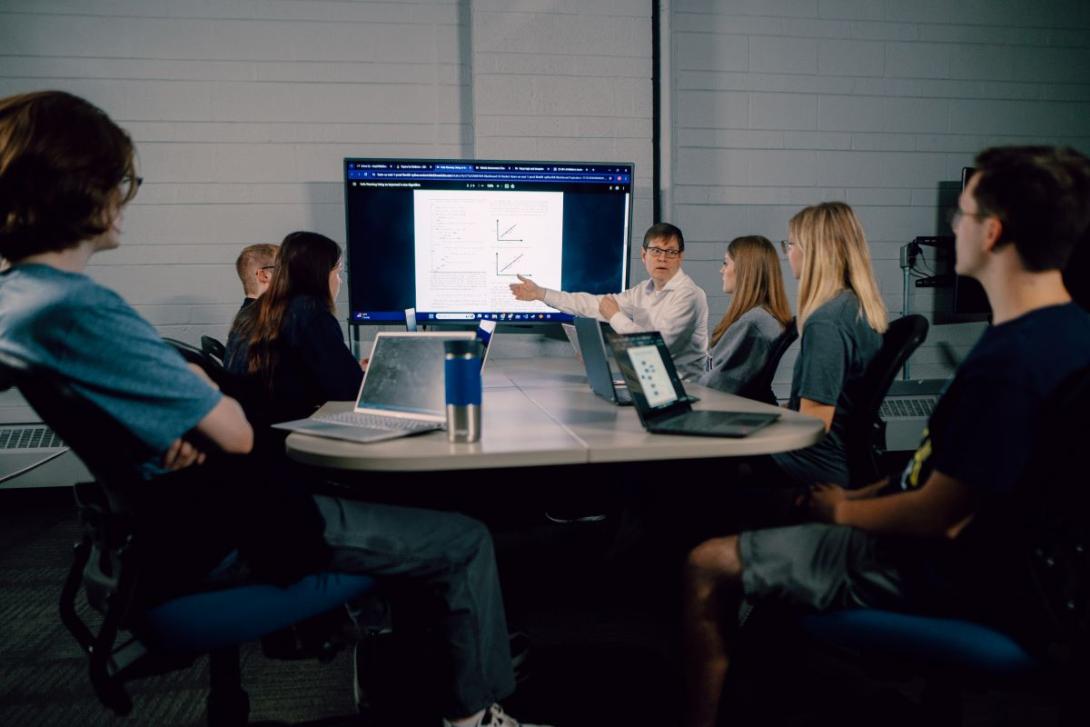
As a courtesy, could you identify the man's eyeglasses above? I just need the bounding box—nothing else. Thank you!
[121,174,143,198]
[947,207,986,229]
[644,245,681,259]
[779,239,797,256]
[259,265,277,271]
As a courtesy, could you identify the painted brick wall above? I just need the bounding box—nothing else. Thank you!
[670,0,1090,387]
[9,0,1088,379]
[0,0,470,347]
[0,0,654,362]
[470,0,654,357]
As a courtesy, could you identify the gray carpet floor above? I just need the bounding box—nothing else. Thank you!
[0,488,364,726]
[1,486,1066,726]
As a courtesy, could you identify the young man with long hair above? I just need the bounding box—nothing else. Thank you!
[0,90,547,727]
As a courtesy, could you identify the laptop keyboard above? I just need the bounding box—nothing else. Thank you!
[313,410,439,432]
[879,396,937,419]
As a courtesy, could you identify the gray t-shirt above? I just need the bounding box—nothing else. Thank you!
[772,290,881,486]
[698,307,784,394]
[0,264,221,478]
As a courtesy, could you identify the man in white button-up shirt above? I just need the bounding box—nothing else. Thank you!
[510,223,709,380]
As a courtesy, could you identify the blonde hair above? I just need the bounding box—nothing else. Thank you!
[790,202,887,334]
[710,235,792,346]
[235,243,279,295]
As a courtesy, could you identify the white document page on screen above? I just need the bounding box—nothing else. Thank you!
[413,190,564,312]
[628,345,677,409]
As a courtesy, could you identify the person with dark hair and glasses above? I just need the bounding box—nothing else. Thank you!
[510,222,709,379]
[682,146,1090,727]
[0,90,548,727]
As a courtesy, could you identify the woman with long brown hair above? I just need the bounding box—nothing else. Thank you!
[697,235,792,393]
[225,230,362,425]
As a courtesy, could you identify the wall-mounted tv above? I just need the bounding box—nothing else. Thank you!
[343,158,633,324]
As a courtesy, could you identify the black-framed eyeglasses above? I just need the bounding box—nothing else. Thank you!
[779,239,797,256]
[947,207,986,229]
[259,265,277,271]
[122,174,143,189]
[644,245,681,259]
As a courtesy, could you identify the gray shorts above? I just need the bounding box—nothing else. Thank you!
[739,523,911,612]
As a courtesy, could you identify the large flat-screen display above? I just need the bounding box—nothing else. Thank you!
[343,159,633,324]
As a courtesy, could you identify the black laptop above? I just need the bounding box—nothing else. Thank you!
[606,331,780,438]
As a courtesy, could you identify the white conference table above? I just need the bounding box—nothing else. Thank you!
[285,357,824,472]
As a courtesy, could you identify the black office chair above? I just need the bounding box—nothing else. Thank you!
[843,314,929,487]
[201,334,227,365]
[0,352,378,726]
[164,336,230,385]
[735,317,798,405]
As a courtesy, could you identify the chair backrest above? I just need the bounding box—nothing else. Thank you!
[0,352,152,492]
[200,335,226,364]
[844,314,929,486]
[736,317,798,405]
[1014,363,1090,664]
[163,337,230,386]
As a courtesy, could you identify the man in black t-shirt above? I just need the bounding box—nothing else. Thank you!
[681,146,1090,727]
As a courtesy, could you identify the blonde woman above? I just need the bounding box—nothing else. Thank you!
[697,236,792,394]
[771,201,888,487]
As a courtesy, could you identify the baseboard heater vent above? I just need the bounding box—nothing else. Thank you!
[0,426,65,450]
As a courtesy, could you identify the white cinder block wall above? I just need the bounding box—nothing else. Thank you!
[0,0,654,361]
[670,0,1090,389]
[0,0,472,346]
[3,0,1089,371]
[470,0,654,356]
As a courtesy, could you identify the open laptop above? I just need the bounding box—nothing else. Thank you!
[273,331,475,443]
[573,316,633,405]
[477,319,497,370]
[606,331,780,438]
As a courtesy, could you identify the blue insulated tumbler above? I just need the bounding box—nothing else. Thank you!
[444,339,482,442]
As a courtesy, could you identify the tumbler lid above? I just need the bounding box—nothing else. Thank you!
[444,339,480,357]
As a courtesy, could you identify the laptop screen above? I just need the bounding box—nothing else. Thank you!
[626,343,677,408]
[358,333,473,418]
[476,319,496,369]
[574,317,618,398]
[607,331,691,416]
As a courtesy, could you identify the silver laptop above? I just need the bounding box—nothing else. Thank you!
[273,331,475,443]
[573,316,633,406]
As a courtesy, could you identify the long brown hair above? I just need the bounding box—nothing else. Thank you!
[710,235,792,346]
[232,231,342,385]
[790,202,887,334]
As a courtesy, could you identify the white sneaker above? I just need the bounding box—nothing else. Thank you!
[442,702,553,727]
